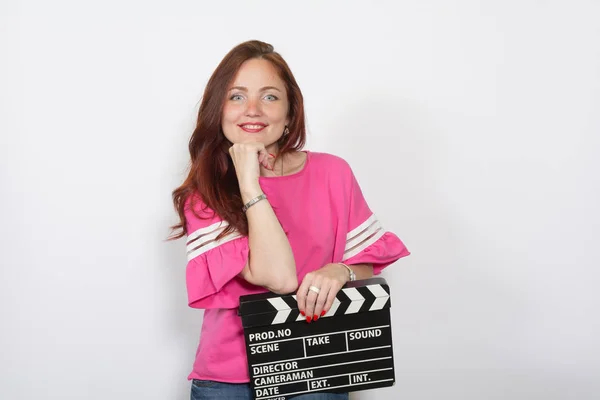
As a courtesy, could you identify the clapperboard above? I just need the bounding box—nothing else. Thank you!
[238,277,395,400]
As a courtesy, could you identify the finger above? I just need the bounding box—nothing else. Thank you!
[304,276,323,321]
[258,148,271,168]
[313,283,331,321]
[263,157,273,170]
[304,289,319,322]
[296,290,305,317]
[255,149,265,167]
[296,274,312,316]
[257,152,268,167]
[322,281,343,317]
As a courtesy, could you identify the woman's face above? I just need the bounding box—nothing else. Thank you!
[221,58,290,150]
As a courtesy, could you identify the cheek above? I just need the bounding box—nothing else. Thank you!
[222,104,241,123]
[267,103,289,122]
[221,106,238,140]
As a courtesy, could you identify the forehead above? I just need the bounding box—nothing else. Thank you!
[231,58,285,89]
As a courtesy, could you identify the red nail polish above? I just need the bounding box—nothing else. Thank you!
[313,314,319,321]
[300,311,305,316]
[321,310,326,317]
[306,316,312,323]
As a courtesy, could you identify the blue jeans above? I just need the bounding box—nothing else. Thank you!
[190,379,349,400]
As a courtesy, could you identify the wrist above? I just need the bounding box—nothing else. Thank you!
[240,183,263,202]
[336,262,356,282]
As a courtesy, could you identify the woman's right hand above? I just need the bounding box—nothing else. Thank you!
[228,143,271,195]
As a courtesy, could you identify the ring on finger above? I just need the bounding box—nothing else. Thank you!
[308,285,321,294]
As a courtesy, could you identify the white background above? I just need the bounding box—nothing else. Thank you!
[1,1,599,399]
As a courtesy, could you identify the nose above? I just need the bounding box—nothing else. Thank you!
[245,97,262,117]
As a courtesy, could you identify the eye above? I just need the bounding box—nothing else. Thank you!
[264,94,278,101]
[230,94,244,101]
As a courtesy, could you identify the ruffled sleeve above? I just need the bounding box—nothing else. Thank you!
[340,163,410,275]
[184,195,265,309]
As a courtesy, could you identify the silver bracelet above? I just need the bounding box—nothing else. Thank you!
[242,193,267,213]
[338,262,356,281]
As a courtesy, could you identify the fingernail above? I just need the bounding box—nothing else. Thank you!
[306,316,312,323]
[300,311,305,316]
[313,314,319,321]
[321,310,326,317]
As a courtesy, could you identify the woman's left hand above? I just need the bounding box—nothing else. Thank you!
[296,263,348,322]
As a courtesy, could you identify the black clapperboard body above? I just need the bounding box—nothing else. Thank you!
[238,277,395,400]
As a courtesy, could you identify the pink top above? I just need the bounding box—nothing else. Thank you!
[184,151,410,382]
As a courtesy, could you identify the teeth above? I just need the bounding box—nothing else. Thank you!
[242,125,264,129]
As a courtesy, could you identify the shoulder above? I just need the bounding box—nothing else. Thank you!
[184,192,214,218]
[184,192,226,232]
[308,151,353,176]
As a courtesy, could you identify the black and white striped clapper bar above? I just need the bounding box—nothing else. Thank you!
[238,277,395,400]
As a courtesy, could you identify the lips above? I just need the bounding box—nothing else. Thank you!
[238,123,267,133]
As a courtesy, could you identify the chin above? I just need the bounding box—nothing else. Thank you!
[239,135,281,147]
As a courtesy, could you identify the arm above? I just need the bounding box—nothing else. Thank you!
[238,182,298,294]
[297,156,409,320]
[296,262,373,321]
[342,262,373,280]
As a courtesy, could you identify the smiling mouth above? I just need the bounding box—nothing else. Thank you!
[239,124,267,133]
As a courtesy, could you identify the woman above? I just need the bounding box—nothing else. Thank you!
[170,40,410,400]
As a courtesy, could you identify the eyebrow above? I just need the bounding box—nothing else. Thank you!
[228,85,282,92]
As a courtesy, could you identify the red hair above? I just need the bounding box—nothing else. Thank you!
[169,40,306,240]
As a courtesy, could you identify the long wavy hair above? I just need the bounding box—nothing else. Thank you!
[169,40,306,240]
